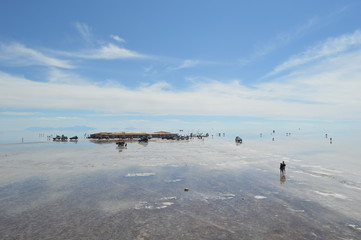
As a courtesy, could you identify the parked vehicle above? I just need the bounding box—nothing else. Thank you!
[235,136,242,143]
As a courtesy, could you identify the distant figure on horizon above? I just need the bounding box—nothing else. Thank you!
[280,161,286,174]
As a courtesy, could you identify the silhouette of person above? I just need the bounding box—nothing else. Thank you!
[280,161,286,173]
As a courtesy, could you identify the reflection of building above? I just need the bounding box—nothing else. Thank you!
[151,131,178,138]
[89,131,178,140]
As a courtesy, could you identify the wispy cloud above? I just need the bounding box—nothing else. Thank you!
[167,59,202,71]
[75,22,93,44]
[72,23,145,59]
[1,42,361,122]
[0,42,74,69]
[53,43,146,60]
[239,17,318,66]
[0,23,146,71]
[83,43,145,59]
[144,59,206,76]
[0,111,43,116]
[35,116,83,121]
[266,29,361,77]
[47,68,90,85]
[128,119,149,123]
[26,125,94,131]
[110,34,126,43]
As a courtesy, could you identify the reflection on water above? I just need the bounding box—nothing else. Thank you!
[1,136,361,239]
[280,173,286,184]
[138,142,148,147]
[118,147,125,152]
[89,139,119,144]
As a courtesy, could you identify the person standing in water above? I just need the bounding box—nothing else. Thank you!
[280,161,286,173]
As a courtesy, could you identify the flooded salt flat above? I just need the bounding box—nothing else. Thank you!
[0,135,361,239]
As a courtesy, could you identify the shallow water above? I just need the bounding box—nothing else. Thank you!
[0,135,361,239]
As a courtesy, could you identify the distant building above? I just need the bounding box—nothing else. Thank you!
[88,131,178,139]
[151,131,179,138]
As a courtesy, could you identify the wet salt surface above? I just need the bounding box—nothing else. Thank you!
[0,136,361,239]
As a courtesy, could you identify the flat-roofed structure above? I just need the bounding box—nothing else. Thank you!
[89,131,178,139]
[151,131,179,138]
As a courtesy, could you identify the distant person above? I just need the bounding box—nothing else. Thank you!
[280,161,286,173]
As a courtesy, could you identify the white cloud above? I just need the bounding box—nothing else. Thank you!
[56,43,146,60]
[0,42,73,69]
[2,28,361,123]
[90,43,144,59]
[168,59,201,71]
[266,29,361,77]
[47,68,89,85]
[1,44,361,122]
[35,117,82,121]
[128,119,149,123]
[0,24,145,65]
[72,23,144,59]
[0,111,43,116]
[110,35,126,43]
[139,81,171,91]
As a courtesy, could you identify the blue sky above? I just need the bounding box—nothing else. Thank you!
[1,0,361,135]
